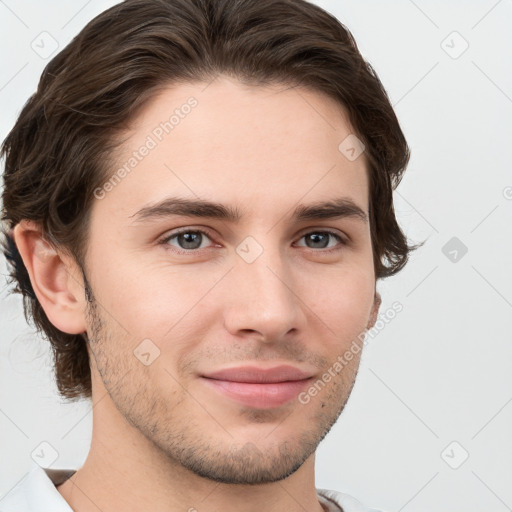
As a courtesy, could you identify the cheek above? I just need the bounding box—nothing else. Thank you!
[305,265,375,347]
[93,256,223,344]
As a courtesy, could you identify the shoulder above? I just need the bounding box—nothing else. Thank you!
[317,487,385,512]
[0,464,75,511]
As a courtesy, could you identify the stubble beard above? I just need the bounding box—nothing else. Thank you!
[82,275,359,485]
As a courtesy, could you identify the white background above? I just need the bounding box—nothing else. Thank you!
[1,1,511,510]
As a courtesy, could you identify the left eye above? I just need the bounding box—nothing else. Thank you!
[160,229,345,253]
[296,231,344,250]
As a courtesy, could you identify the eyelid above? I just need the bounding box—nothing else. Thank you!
[295,226,348,244]
[158,226,348,253]
[158,226,218,251]
[294,229,347,251]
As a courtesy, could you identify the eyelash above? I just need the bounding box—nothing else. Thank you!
[158,228,347,255]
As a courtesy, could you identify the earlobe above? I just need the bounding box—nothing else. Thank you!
[12,220,87,335]
[367,291,382,329]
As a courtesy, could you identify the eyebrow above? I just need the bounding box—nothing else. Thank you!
[129,196,368,224]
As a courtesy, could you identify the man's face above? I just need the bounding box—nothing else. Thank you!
[82,76,379,484]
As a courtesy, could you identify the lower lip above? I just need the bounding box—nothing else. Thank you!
[201,377,312,409]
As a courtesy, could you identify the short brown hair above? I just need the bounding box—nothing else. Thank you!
[1,0,415,401]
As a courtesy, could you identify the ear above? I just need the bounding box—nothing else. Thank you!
[12,220,87,334]
[367,290,382,329]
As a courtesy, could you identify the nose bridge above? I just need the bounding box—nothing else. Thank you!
[225,235,301,339]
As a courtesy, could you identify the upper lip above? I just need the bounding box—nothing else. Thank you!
[201,365,314,383]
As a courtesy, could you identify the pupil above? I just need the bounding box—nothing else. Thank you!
[180,232,201,249]
[308,233,328,248]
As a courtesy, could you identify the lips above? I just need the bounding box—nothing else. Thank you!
[202,365,312,383]
[200,365,314,409]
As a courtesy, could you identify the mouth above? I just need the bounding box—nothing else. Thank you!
[200,365,315,409]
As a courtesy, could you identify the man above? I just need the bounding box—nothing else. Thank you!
[0,0,413,510]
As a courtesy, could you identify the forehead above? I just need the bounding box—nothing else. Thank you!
[96,76,369,222]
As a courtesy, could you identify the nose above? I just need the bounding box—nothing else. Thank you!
[222,243,305,343]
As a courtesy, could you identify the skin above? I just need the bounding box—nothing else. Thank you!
[14,75,381,512]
